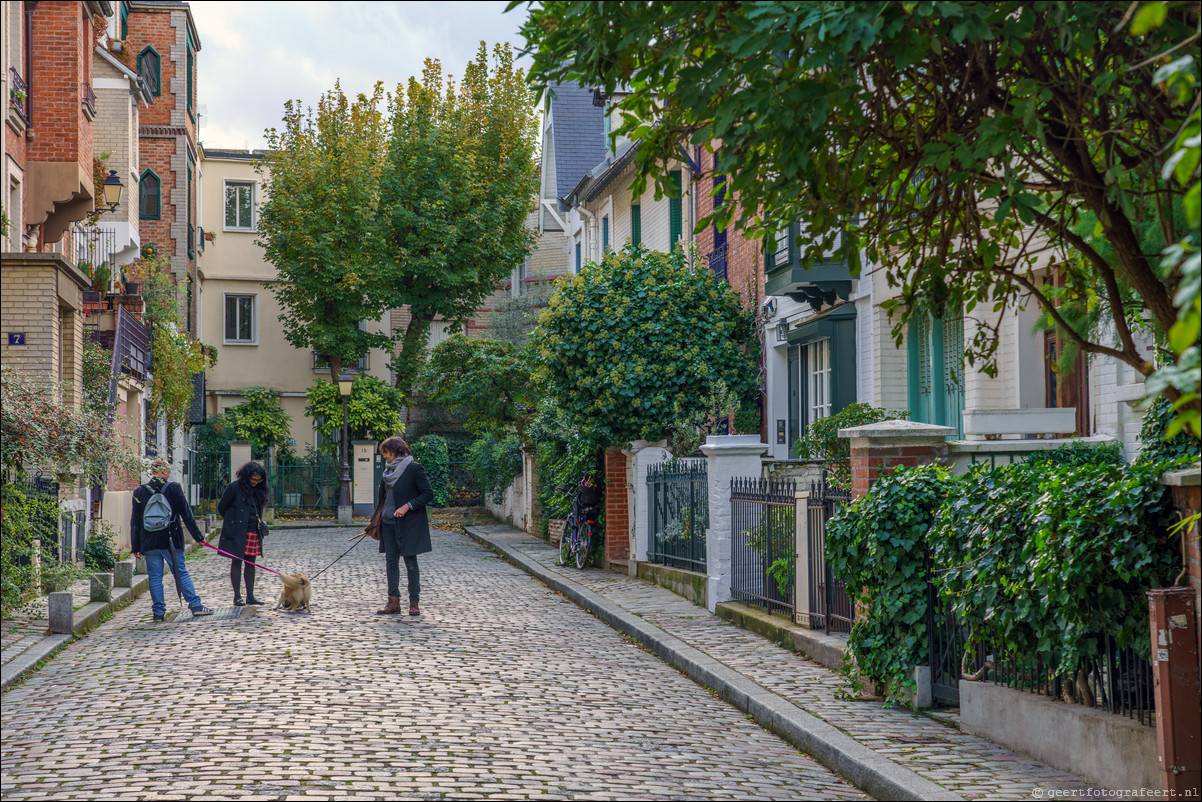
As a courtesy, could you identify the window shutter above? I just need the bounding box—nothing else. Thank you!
[602,216,609,252]
[631,205,641,246]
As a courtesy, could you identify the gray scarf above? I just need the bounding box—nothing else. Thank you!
[382,455,413,489]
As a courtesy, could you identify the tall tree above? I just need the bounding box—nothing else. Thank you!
[381,43,540,398]
[515,1,1201,423]
[257,82,392,384]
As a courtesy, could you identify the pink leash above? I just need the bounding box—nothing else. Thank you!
[200,541,285,577]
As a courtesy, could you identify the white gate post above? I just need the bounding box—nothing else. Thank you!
[794,486,813,628]
[701,434,768,613]
[627,440,670,564]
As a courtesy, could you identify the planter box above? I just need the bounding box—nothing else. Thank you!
[282,493,302,507]
[962,408,1077,440]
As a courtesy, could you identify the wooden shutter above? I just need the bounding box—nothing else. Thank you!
[669,170,682,246]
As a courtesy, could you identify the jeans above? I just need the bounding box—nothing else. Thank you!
[144,547,204,616]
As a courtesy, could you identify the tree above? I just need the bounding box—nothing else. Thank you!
[516,1,1202,425]
[226,386,292,455]
[535,244,758,446]
[304,375,405,455]
[381,43,540,398]
[421,333,538,436]
[257,82,392,384]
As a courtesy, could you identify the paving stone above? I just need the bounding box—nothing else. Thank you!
[1,527,865,801]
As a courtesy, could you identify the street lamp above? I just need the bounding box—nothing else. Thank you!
[336,373,354,524]
[100,170,124,213]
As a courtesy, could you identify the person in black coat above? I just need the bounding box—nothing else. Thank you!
[375,436,433,616]
[217,461,269,606]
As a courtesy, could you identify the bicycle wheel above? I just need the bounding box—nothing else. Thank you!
[574,521,591,569]
[559,515,575,565]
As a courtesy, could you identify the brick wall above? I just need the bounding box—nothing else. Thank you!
[0,265,61,380]
[603,446,629,567]
[849,441,949,498]
[694,147,763,311]
[29,2,92,175]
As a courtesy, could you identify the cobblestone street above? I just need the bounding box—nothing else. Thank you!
[1,527,866,801]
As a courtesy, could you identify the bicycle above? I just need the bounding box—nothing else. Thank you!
[558,476,599,569]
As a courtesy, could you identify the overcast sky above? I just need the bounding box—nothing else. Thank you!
[193,1,532,151]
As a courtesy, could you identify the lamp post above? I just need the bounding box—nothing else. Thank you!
[336,373,354,524]
[100,170,124,213]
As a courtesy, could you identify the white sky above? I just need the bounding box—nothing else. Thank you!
[193,1,532,151]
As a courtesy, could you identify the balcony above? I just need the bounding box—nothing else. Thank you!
[8,67,30,126]
[87,304,150,385]
[764,222,853,309]
[708,244,727,281]
[81,82,96,120]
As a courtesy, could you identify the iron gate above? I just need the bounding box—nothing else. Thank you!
[730,477,795,617]
[805,477,854,634]
[647,460,708,572]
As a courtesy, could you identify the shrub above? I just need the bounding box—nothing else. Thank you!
[226,386,292,457]
[1,485,75,614]
[467,433,523,504]
[825,464,951,701]
[1137,395,1201,465]
[794,403,909,486]
[411,434,451,507]
[305,375,405,457]
[1024,438,1125,467]
[84,521,119,572]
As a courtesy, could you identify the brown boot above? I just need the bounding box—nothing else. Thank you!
[408,601,420,616]
[376,596,401,615]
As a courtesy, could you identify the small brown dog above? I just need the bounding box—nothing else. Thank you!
[273,573,312,613]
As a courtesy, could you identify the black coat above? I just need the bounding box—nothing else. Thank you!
[377,462,434,556]
[217,481,266,558]
[131,479,203,553]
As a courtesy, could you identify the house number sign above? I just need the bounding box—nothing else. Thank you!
[8,333,26,346]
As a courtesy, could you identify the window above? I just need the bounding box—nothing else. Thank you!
[630,204,641,246]
[512,255,529,298]
[601,216,609,253]
[138,46,160,96]
[224,294,255,344]
[187,157,194,258]
[139,170,160,219]
[805,339,832,423]
[186,30,195,119]
[120,1,128,39]
[224,182,254,230]
[668,170,683,246]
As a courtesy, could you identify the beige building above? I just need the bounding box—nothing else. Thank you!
[196,147,393,452]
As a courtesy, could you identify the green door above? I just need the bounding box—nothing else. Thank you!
[907,314,964,437]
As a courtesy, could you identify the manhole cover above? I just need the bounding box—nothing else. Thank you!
[173,606,250,622]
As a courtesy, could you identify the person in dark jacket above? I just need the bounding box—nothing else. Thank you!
[131,458,213,622]
[376,436,433,616]
[217,461,269,606]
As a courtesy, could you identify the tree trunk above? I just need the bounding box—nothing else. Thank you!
[394,313,434,429]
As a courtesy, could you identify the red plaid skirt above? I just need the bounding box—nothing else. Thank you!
[244,530,262,558]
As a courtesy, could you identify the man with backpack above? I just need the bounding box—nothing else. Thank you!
[131,458,213,622]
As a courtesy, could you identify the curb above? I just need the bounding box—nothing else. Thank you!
[464,525,965,802]
[1,530,221,694]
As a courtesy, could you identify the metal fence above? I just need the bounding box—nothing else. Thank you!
[188,449,229,514]
[647,461,709,573]
[6,475,87,564]
[445,438,482,507]
[804,477,854,633]
[268,462,337,512]
[730,477,795,617]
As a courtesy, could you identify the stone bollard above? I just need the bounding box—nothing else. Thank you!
[48,591,74,635]
[135,555,147,575]
[90,573,113,603]
[113,560,134,588]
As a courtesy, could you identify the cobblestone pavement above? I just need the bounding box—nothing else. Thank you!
[471,525,1100,801]
[1,576,94,665]
[1,527,867,801]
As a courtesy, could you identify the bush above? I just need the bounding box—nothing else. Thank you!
[305,375,405,457]
[825,464,951,701]
[411,434,450,507]
[794,403,909,486]
[226,386,292,457]
[84,522,118,572]
[1024,438,1125,467]
[1,485,77,615]
[1137,395,1201,465]
[467,433,523,504]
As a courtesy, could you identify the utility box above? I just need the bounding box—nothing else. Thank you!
[352,441,377,517]
[1148,588,1201,796]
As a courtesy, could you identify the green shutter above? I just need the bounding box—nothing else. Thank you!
[669,170,682,247]
[631,205,641,246]
[602,216,609,252]
[187,159,194,257]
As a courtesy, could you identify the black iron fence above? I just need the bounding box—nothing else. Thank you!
[647,460,709,573]
[268,462,338,512]
[730,477,795,617]
[188,449,229,514]
[804,477,854,633]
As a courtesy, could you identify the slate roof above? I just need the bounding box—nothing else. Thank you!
[549,84,607,203]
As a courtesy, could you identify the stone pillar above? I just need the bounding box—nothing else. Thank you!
[113,560,134,588]
[90,573,112,602]
[625,439,670,564]
[603,447,629,571]
[701,434,768,613]
[793,486,813,628]
[48,592,74,635]
[228,442,252,482]
[839,420,957,499]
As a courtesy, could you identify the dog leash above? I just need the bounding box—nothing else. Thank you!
[307,533,370,582]
[200,541,285,577]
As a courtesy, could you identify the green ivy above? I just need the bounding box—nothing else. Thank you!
[1,485,81,615]
[1137,395,1201,465]
[826,464,951,700]
[1023,439,1125,467]
[411,434,450,507]
[467,433,523,504]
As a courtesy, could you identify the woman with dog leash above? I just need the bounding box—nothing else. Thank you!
[217,461,270,607]
[375,436,434,616]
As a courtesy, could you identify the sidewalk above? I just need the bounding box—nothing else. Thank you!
[0,532,218,692]
[465,522,1098,802]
